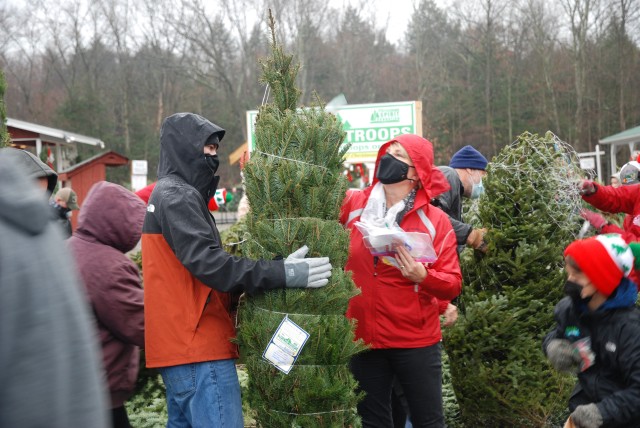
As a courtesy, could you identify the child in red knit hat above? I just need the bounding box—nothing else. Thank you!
[543,234,640,428]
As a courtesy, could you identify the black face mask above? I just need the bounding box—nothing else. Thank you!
[377,154,414,184]
[564,280,593,305]
[205,154,220,175]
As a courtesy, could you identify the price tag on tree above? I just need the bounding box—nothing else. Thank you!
[262,316,309,374]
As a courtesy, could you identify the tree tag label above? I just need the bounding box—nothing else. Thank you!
[262,316,309,374]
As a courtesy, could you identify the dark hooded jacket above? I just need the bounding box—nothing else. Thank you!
[0,147,58,194]
[339,134,462,348]
[68,181,146,408]
[432,165,472,253]
[142,113,286,368]
[0,152,109,427]
[543,279,640,427]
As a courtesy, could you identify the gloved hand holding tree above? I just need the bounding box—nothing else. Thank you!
[284,245,332,288]
[570,403,603,428]
[545,338,582,373]
[580,209,607,232]
[580,180,597,196]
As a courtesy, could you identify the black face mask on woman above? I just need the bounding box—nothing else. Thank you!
[205,154,220,175]
[564,280,593,305]
[376,154,415,184]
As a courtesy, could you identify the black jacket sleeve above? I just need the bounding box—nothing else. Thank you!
[542,298,571,355]
[596,316,640,425]
[159,186,286,295]
[433,167,472,246]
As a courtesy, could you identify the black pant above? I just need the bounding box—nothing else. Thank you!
[111,406,132,428]
[350,344,444,428]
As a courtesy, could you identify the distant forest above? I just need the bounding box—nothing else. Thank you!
[1,0,639,187]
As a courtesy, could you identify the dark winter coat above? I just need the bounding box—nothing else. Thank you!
[50,201,73,238]
[0,151,109,427]
[68,181,146,408]
[340,134,461,349]
[543,279,640,427]
[432,165,472,253]
[142,113,286,368]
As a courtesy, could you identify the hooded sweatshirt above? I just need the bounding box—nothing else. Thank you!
[142,113,286,368]
[0,147,58,194]
[0,152,109,427]
[340,134,462,348]
[68,181,146,408]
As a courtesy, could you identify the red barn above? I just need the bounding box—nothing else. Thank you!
[6,117,129,231]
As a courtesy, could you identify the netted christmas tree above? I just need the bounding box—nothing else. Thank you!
[236,12,365,428]
[444,132,584,427]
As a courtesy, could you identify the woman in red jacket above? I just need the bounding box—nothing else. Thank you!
[340,134,462,427]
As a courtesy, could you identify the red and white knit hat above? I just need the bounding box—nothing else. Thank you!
[564,234,640,296]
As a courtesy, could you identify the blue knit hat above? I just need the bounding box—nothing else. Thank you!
[449,146,488,170]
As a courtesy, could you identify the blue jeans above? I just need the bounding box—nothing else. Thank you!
[159,359,243,428]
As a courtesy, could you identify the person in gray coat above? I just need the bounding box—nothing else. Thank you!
[0,151,109,428]
[432,145,489,254]
[1,147,58,194]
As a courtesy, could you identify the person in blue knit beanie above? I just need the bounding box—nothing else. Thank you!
[433,145,489,255]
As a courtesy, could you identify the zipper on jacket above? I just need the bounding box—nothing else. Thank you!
[195,293,211,331]
[373,256,379,277]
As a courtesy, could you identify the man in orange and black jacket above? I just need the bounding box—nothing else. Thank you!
[142,112,332,427]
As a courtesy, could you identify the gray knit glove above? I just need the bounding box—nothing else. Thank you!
[571,403,603,428]
[546,339,581,373]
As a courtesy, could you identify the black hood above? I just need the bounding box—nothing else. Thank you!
[157,113,225,199]
[0,147,58,194]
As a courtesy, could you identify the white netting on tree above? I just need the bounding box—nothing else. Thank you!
[467,131,588,236]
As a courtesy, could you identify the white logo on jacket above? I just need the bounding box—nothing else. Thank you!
[605,341,617,353]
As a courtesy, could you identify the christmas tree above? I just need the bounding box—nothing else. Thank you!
[236,12,365,427]
[444,132,583,426]
[0,69,10,148]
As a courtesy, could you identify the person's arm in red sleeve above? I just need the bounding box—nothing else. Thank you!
[600,223,625,235]
[420,225,462,301]
[583,183,640,215]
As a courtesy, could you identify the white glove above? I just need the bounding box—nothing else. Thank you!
[283,245,332,289]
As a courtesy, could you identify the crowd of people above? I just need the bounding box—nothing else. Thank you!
[2,111,640,428]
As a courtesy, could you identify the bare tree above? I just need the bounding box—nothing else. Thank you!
[95,0,139,155]
[562,0,601,146]
[525,0,562,132]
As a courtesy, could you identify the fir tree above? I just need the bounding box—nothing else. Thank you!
[0,69,10,148]
[236,12,365,427]
[444,132,583,426]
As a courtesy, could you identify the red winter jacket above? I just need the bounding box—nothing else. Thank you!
[340,134,462,349]
[583,183,640,287]
[583,183,640,243]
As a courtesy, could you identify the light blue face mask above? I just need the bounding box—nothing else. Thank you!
[470,173,484,199]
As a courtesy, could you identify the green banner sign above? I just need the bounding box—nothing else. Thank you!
[246,101,421,163]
